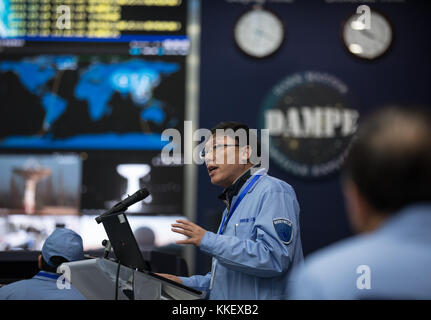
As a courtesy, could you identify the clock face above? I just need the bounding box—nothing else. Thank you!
[343,10,393,60]
[234,7,284,58]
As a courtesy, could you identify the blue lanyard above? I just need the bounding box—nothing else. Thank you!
[218,174,261,235]
[36,271,60,280]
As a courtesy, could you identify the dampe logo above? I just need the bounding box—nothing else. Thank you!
[259,71,359,178]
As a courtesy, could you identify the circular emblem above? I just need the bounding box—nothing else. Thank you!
[259,71,360,178]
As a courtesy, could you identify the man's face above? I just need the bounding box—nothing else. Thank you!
[204,134,249,188]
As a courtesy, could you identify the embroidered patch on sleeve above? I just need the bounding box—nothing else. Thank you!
[273,218,293,245]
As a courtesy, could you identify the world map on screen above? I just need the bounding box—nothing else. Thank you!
[0,55,181,150]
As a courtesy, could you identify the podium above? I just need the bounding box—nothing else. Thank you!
[59,258,205,300]
[77,190,204,300]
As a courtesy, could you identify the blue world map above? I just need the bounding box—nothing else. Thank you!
[0,55,180,149]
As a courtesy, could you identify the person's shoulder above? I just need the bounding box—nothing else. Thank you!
[295,232,384,281]
[288,235,377,298]
[255,172,296,194]
[307,235,368,263]
[0,279,29,290]
[0,279,30,299]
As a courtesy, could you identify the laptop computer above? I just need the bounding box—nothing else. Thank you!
[101,212,151,271]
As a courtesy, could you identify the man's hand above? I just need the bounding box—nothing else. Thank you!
[171,219,207,246]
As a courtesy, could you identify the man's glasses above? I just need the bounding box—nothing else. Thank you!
[199,144,239,160]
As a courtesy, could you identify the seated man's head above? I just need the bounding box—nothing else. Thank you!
[342,107,431,233]
[203,122,260,188]
[38,228,84,273]
[134,226,155,249]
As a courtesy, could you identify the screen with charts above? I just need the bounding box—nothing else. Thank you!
[0,0,190,251]
[0,0,187,40]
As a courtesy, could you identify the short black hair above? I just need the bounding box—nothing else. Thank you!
[41,256,69,273]
[210,121,261,157]
[343,107,431,213]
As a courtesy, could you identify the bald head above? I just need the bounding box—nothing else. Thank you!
[343,107,431,214]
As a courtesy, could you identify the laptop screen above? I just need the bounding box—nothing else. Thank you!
[101,212,151,272]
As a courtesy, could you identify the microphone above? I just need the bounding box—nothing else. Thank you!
[95,188,150,224]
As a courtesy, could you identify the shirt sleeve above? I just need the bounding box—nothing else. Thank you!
[199,190,300,278]
[179,272,211,292]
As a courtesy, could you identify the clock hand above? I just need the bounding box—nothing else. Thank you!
[360,29,376,41]
[255,28,275,42]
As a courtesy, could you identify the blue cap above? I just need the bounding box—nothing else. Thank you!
[42,228,84,267]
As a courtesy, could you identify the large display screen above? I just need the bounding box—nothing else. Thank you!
[0,54,184,150]
[1,0,187,41]
[0,153,81,215]
[0,0,190,251]
[0,214,186,251]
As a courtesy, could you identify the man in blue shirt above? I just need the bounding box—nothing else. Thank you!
[0,228,86,300]
[288,107,431,299]
[159,122,304,299]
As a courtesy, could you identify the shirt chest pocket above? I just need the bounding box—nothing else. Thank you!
[233,217,256,239]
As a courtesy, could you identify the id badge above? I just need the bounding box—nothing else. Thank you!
[209,259,217,290]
